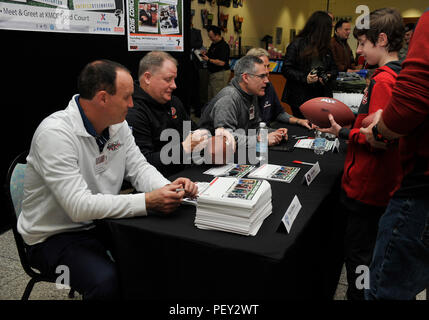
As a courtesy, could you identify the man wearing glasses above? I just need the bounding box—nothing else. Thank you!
[199,55,287,149]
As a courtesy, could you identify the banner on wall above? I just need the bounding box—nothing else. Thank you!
[0,0,125,34]
[127,0,183,51]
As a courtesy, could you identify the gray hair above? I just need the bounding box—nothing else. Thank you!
[233,55,263,82]
[138,51,178,78]
[246,47,269,59]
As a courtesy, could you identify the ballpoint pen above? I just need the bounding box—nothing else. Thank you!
[292,160,316,166]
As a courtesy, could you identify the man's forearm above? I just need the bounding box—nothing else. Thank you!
[209,58,226,66]
[378,116,404,140]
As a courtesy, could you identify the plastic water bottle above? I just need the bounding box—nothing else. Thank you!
[313,130,326,155]
[256,122,268,164]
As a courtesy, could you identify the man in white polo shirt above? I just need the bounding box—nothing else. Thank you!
[17,60,197,299]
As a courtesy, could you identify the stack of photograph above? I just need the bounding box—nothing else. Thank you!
[195,177,272,236]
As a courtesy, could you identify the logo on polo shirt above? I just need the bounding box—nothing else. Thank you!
[171,107,177,119]
[107,140,123,151]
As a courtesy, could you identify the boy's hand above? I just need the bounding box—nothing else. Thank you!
[314,114,342,137]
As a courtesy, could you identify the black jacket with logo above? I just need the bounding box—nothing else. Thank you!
[126,82,198,178]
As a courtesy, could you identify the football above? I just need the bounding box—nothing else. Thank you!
[205,136,234,164]
[300,97,355,128]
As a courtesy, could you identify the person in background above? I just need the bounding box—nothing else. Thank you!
[360,8,429,300]
[315,8,405,300]
[246,48,311,129]
[200,25,231,102]
[199,55,287,149]
[281,11,338,118]
[126,51,209,177]
[17,60,197,300]
[398,23,415,63]
[330,19,359,72]
[139,4,153,27]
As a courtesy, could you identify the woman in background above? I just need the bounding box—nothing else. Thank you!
[281,11,338,118]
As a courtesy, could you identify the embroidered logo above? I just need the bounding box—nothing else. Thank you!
[263,101,271,108]
[107,141,123,151]
[171,107,177,119]
[361,90,368,105]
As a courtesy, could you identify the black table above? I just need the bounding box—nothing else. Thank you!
[103,125,347,300]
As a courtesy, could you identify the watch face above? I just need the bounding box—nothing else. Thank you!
[372,124,381,141]
[372,124,388,143]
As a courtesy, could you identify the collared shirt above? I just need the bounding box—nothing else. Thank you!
[75,95,110,153]
[207,38,230,73]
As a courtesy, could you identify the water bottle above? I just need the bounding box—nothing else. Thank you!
[256,122,268,164]
[313,130,326,155]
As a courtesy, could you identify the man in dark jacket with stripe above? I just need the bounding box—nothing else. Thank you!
[126,51,208,177]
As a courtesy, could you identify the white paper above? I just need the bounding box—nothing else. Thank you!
[181,182,210,206]
[73,0,116,11]
[34,0,68,8]
[303,162,321,186]
[294,138,314,149]
[247,163,300,183]
[282,195,302,233]
[294,138,335,152]
[203,164,255,178]
[127,0,183,52]
[0,2,125,35]
[194,177,272,236]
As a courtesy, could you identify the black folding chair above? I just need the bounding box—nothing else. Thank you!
[4,151,76,300]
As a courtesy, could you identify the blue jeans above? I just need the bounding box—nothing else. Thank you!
[365,197,429,300]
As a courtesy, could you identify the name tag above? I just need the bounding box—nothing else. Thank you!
[249,105,255,120]
[303,161,320,186]
[333,138,340,152]
[95,154,108,175]
[282,195,302,233]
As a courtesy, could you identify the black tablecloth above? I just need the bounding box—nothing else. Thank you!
[103,124,347,300]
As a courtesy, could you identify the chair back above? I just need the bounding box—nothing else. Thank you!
[4,151,78,299]
[6,152,28,221]
[10,163,26,218]
[4,151,43,278]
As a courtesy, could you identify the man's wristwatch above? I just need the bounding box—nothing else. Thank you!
[372,124,389,143]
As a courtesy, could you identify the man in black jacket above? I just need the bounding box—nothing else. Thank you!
[126,51,208,177]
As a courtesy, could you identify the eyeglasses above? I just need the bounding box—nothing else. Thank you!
[247,73,269,80]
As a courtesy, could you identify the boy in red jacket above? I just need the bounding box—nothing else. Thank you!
[317,8,404,300]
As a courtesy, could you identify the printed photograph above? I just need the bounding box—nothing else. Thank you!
[138,1,158,32]
[159,4,179,34]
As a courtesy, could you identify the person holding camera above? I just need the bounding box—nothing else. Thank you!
[281,11,338,118]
